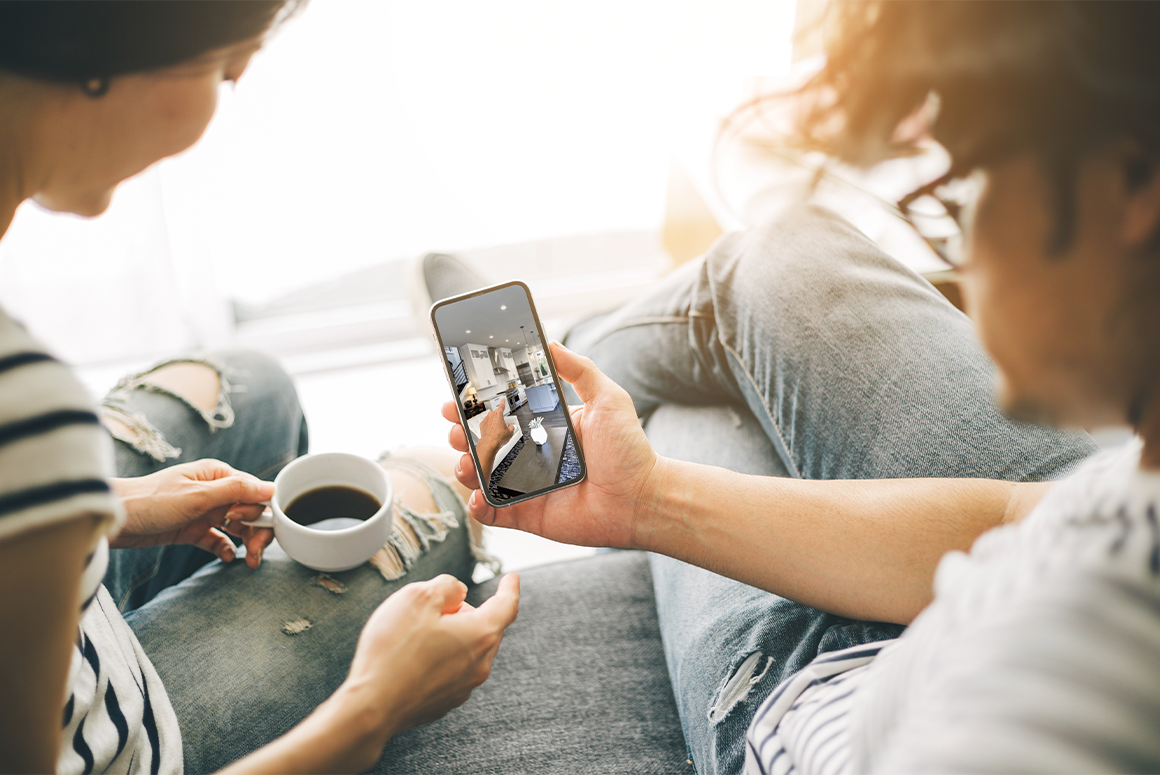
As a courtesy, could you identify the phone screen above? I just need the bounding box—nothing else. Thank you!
[430,281,586,507]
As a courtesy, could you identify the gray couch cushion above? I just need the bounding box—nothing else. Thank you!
[377,550,690,774]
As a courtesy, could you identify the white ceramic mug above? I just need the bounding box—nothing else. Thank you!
[244,452,394,572]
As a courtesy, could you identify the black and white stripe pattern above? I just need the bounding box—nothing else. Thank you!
[0,310,181,774]
[745,644,888,775]
[58,589,178,775]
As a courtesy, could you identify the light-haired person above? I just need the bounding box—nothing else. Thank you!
[435,2,1160,772]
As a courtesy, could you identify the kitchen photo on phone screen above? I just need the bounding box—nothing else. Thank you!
[432,283,584,505]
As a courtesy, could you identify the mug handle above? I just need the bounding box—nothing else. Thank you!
[240,501,274,528]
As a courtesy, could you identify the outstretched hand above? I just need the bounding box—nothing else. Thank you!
[479,398,516,449]
[443,341,658,549]
[110,459,275,568]
[476,397,517,477]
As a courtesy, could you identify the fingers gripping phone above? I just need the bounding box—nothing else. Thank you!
[430,281,586,507]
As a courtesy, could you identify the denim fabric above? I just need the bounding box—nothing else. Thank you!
[128,525,474,774]
[103,349,310,613]
[567,206,1099,775]
[101,348,476,772]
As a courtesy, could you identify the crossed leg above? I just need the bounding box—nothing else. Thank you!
[99,349,480,772]
[568,205,1098,774]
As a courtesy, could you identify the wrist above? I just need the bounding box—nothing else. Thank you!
[630,456,692,553]
[477,437,501,458]
[108,477,137,510]
[309,680,395,771]
[107,478,143,537]
[219,680,394,775]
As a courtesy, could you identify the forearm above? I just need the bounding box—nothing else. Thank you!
[637,458,1052,624]
[475,440,501,479]
[217,682,390,775]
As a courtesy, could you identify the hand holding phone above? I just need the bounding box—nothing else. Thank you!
[438,340,659,550]
[431,281,587,507]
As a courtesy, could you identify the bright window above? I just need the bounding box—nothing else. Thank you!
[0,0,796,367]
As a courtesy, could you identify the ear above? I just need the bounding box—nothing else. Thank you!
[1118,135,1160,248]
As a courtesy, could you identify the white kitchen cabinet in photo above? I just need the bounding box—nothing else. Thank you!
[459,343,497,390]
[500,347,518,377]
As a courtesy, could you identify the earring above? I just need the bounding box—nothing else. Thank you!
[81,77,110,97]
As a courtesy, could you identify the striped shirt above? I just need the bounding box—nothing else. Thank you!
[746,644,888,775]
[746,439,1160,774]
[0,309,181,774]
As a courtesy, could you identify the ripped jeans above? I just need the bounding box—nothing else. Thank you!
[100,349,477,773]
[566,206,1098,775]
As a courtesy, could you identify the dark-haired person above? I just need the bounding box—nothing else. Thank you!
[437,1,1160,772]
[0,3,518,773]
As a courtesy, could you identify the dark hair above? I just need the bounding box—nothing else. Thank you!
[0,0,304,85]
[795,1,1160,248]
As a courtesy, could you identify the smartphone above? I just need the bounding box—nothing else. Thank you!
[430,280,586,507]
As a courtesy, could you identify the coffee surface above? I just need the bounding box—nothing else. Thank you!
[285,485,381,526]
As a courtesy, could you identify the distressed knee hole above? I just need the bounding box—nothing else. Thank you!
[100,405,182,462]
[101,356,236,460]
[377,452,502,578]
[707,651,774,725]
[141,361,222,416]
[369,512,423,581]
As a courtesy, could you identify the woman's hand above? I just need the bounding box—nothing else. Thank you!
[109,459,275,568]
[220,574,521,775]
[443,341,659,550]
[342,573,520,752]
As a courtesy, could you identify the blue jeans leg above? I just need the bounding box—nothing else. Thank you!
[98,349,476,771]
[125,489,474,774]
[568,206,1099,775]
[102,348,310,613]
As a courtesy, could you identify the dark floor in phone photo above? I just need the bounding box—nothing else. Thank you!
[488,404,579,500]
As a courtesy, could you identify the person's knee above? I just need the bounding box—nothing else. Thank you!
[719,205,882,301]
[198,349,303,427]
[101,349,304,462]
[704,204,929,359]
[209,348,308,459]
[209,348,297,404]
[100,357,230,458]
[139,361,221,415]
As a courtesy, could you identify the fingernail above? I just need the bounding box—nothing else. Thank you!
[221,544,235,562]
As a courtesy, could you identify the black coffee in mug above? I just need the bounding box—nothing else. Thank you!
[284,485,382,527]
